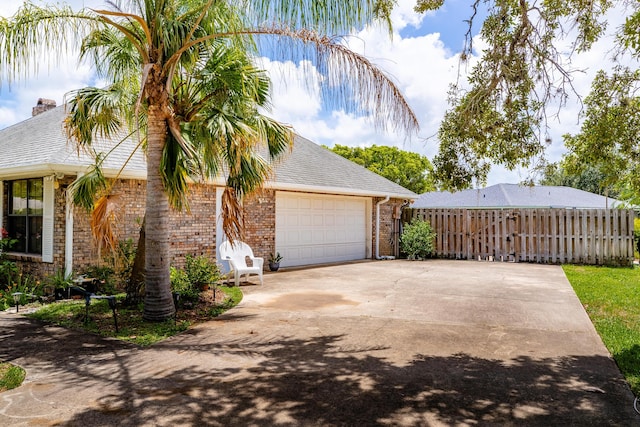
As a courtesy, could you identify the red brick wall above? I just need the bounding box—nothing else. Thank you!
[72,180,218,270]
[4,174,405,279]
[372,197,405,258]
[242,189,276,261]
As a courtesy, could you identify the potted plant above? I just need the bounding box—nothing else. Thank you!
[268,252,283,272]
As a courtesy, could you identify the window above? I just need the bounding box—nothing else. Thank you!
[7,178,43,254]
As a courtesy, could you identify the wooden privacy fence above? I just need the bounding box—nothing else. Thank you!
[403,208,636,266]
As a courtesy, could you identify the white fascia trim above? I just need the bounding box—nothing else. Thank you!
[0,164,147,181]
[263,181,416,200]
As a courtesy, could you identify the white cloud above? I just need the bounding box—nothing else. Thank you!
[261,1,638,187]
[0,0,102,128]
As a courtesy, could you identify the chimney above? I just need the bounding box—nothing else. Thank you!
[32,98,57,116]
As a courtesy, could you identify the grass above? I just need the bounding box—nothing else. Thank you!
[0,362,26,392]
[563,264,640,396]
[27,286,243,347]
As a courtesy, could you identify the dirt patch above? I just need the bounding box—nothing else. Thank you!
[263,292,359,311]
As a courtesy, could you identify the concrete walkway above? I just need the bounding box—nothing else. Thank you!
[1,260,638,426]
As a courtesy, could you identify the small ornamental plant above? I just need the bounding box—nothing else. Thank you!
[400,219,436,260]
[0,228,17,255]
[269,252,283,264]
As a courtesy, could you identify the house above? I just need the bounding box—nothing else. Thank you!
[412,183,621,209]
[0,100,416,280]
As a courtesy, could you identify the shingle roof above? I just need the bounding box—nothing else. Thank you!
[272,135,416,198]
[0,105,416,199]
[412,183,620,209]
[0,105,146,178]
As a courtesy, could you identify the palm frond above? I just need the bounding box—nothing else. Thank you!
[221,186,244,243]
[251,26,419,134]
[241,0,393,36]
[67,156,109,211]
[0,3,101,84]
[91,194,121,258]
[64,86,132,146]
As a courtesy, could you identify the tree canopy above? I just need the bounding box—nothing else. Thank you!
[538,162,619,198]
[417,0,639,191]
[329,144,435,194]
[561,67,640,203]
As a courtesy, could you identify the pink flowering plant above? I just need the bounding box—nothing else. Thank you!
[0,227,17,255]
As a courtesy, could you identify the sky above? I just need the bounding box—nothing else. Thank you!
[0,0,634,188]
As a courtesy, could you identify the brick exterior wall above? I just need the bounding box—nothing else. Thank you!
[71,180,218,270]
[242,189,276,261]
[372,197,405,258]
[3,175,404,280]
[168,183,217,267]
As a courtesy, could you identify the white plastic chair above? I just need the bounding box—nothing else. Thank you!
[219,241,264,286]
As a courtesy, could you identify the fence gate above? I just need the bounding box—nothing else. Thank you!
[404,208,635,266]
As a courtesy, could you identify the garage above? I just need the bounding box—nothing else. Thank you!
[276,192,370,267]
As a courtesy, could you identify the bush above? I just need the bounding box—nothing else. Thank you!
[0,227,18,287]
[170,255,221,303]
[400,219,436,260]
[170,266,199,301]
[185,254,221,288]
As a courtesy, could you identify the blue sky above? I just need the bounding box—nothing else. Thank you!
[0,1,631,187]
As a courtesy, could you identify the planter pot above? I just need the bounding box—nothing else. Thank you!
[269,262,280,272]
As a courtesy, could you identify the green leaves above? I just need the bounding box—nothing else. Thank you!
[561,66,640,203]
[330,144,435,194]
[400,219,435,260]
[431,0,612,190]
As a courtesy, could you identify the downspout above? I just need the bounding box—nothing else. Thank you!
[375,196,390,260]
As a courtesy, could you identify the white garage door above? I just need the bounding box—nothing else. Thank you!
[276,192,368,267]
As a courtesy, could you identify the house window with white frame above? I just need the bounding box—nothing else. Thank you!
[7,178,44,254]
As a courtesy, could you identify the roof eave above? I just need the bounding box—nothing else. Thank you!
[265,181,416,200]
[0,164,147,181]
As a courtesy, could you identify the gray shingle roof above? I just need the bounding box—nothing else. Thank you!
[412,183,620,209]
[0,106,416,199]
[272,135,416,198]
[0,105,146,178]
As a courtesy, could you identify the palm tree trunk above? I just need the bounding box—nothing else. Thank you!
[143,104,175,321]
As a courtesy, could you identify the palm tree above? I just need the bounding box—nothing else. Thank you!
[0,0,419,321]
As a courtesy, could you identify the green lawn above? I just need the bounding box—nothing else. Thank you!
[563,265,640,396]
[27,286,243,347]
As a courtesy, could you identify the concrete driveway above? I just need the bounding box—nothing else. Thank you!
[1,260,638,426]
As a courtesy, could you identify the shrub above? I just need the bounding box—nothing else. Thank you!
[170,266,198,301]
[170,255,221,304]
[0,260,18,288]
[400,219,436,260]
[185,254,221,288]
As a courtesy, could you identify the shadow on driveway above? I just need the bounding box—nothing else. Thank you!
[1,260,638,426]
